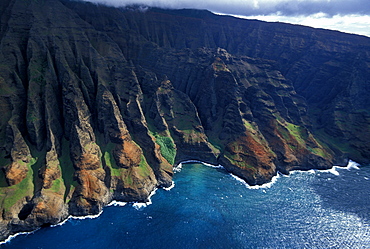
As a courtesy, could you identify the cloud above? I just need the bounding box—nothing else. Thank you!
[80,0,370,37]
[82,0,370,16]
[243,13,370,37]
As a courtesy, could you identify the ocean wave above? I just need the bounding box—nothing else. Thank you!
[0,211,106,244]
[230,172,281,189]
[174,160,224,173]
[0,230,39,245]
[344,160,361,170]
[201,162,224,169]
[135,161,223,208]
[163,181,175,191]
[70,210,104,220]
[229,159,362,189]
[132,188,157,210]
[318,160,360,176]
[50,217,70,227]
[174,163,183,172]
[307,169,316,174]
[107,201,128,207]
[0,212,105,244]
[320,167,340,176]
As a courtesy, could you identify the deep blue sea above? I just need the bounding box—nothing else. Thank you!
[2,162,370,249]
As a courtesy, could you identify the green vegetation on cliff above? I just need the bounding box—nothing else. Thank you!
[153,133,176,165]
[0,159,35,213]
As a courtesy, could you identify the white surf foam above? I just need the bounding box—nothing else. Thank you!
[321,167,340,176]
[132,188,157,210]
[249,173,280,189]
[163,181,175,191]
[174,160,223,173]
[229,159,362,189]
[1,206,110,244]
[70,210,104,220]
[174,162,183,172]
[0,208,107,244]
[345,160,360,170]
[133,160,223,208]
[230,174,250,187]
[107,201,128,207]
[0,230,39,245]
[201,162,224,169]
[50,217,70,227]
[307,169,316,174]
[230,172,281,189]
[320,159,361,176]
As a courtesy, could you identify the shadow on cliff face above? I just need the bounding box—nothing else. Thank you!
[311,165,370,223]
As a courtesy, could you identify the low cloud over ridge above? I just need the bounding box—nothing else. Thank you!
[79,0,370,37]
[81,0,370,17]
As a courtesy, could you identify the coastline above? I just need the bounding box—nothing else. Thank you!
[0,159,361,245]
[230,159,361,190]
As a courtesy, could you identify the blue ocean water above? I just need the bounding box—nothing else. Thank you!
[2,162,370,249]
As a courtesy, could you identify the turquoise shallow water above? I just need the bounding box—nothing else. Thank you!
[2,162,370,248]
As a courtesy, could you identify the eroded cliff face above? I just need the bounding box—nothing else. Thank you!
[0,0,370,241]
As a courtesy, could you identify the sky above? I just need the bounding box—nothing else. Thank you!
[82,0,370,37]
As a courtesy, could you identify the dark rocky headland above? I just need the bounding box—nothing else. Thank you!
[1,0,370,241]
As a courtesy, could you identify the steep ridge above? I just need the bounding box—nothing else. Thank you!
[0,0,369,241]
[64,1,370,162]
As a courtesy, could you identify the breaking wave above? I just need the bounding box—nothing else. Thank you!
[229,159,361,189]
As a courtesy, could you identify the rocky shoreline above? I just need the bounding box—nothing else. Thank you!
[1,159,359,244]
